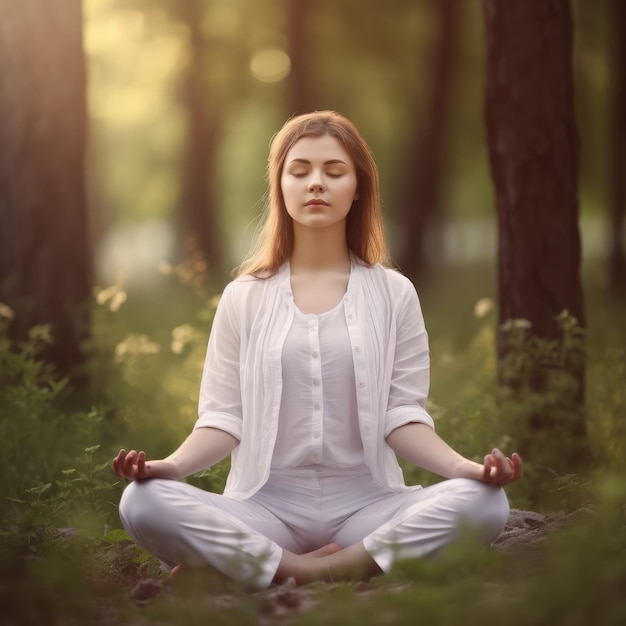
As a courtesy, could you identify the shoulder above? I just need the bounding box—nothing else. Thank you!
[356,262,417,298]
[219,267,286,314]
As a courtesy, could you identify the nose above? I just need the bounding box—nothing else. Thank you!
[307,171,325,192]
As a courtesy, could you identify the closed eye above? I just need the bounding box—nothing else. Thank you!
[288,169,308,177]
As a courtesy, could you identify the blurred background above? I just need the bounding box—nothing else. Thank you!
[79,0,618,287]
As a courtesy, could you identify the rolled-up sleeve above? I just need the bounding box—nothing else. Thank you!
[194,282,243,440]
[384,280,435,437]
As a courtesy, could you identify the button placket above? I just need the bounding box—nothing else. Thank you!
[345,300,371,445]
[308,317,323,460]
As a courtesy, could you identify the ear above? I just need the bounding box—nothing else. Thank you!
[353,190,360,201]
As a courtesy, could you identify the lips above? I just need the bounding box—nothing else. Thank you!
[305,199,329,206]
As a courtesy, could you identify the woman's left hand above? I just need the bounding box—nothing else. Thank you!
[481,449,522,486]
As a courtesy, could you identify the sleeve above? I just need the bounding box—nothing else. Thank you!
[193,282,244,440]
[384,278,435,437]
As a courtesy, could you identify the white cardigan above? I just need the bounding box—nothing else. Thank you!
[194,258,435,500]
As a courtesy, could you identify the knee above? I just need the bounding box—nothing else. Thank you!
[451,479,510,543]
[464,480,510,542]
[119,479,169,532]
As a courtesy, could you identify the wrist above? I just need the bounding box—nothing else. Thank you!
[147,459,181,480]
[452,459,483,481]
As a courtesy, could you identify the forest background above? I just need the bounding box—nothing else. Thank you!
[0,1,625,625]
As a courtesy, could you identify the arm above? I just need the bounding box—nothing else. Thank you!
[112,426,238,481]
[386,422,522,487]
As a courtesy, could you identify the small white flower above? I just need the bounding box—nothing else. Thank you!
[0,302,15,320]
[473,297,494,319]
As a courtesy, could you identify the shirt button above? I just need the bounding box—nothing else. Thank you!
[359,381,365,388]
[313,431,320,438]
[313,378,320,386]
[314,403,321,411]
[348,314,354,320]
[312,351,319,358]
[354,346,361,352]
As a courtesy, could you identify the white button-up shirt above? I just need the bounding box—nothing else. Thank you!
[194,257,435,500]
[272,301,364,470]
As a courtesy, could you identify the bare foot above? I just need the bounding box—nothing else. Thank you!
[168,545,339,580]
[302,543,342,558]
[274,541,381,586]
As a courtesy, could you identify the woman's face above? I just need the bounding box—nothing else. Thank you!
[280,135,359,233]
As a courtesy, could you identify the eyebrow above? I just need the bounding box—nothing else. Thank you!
[287,158,348,166]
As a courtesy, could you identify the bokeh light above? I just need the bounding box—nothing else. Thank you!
[249,48,291,83]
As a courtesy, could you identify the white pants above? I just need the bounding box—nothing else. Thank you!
[119,468,509,590]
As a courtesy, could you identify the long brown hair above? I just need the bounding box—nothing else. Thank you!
[236,111,389,277]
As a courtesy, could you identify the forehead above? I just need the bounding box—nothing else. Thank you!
[285,134,354,164]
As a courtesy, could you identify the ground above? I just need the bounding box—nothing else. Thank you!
[110,508,573,624]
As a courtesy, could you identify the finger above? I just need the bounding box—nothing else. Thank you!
[511,452,523,480]
[483,453,496,481]
[123,450,138,477]
[112,449,126,477]
[494,449,514,484]
[494,449,509,474]
[137,451,147,478]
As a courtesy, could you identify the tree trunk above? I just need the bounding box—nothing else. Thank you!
[483,0,589,473]
[400,0,461,283]
[609,0,626,297]
[178,0,222,279]
[286,0,316,116]
[0,1,90,378]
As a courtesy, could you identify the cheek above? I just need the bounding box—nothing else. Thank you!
[280,176,292,201]
[281,186,295,206]
[340,178,359,201]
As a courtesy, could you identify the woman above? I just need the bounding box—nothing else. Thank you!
[113,111,522,589]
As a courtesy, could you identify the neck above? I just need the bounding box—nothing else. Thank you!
[290,222,350,272]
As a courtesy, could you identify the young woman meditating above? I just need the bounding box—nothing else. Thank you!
[113,110,522,589]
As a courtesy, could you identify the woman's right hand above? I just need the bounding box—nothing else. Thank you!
[112,449,150,480]
[112,428,238,483]
[112,449,178,481]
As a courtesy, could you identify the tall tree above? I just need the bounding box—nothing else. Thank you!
[483,0,588,470]
[399,0,461,282]
[178,0,223,278]
[0,1,90,377]
[286,0,316,116]
[609,0,626,297]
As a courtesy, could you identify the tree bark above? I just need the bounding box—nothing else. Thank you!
[286,0,316,116]
[483,0,585,342]
[178,0,223,279]
[0,1,90,378]
[483,0,589,472]
[399,0,461,283]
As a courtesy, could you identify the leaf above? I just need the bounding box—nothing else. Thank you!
[100,528,133,544]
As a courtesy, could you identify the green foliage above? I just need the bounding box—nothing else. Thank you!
[0,528,93,626]
[588,343,626,471]
[16,444,121,531]
[0,322,67,498]
[0,318,121,530]
[496,311,589,499]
